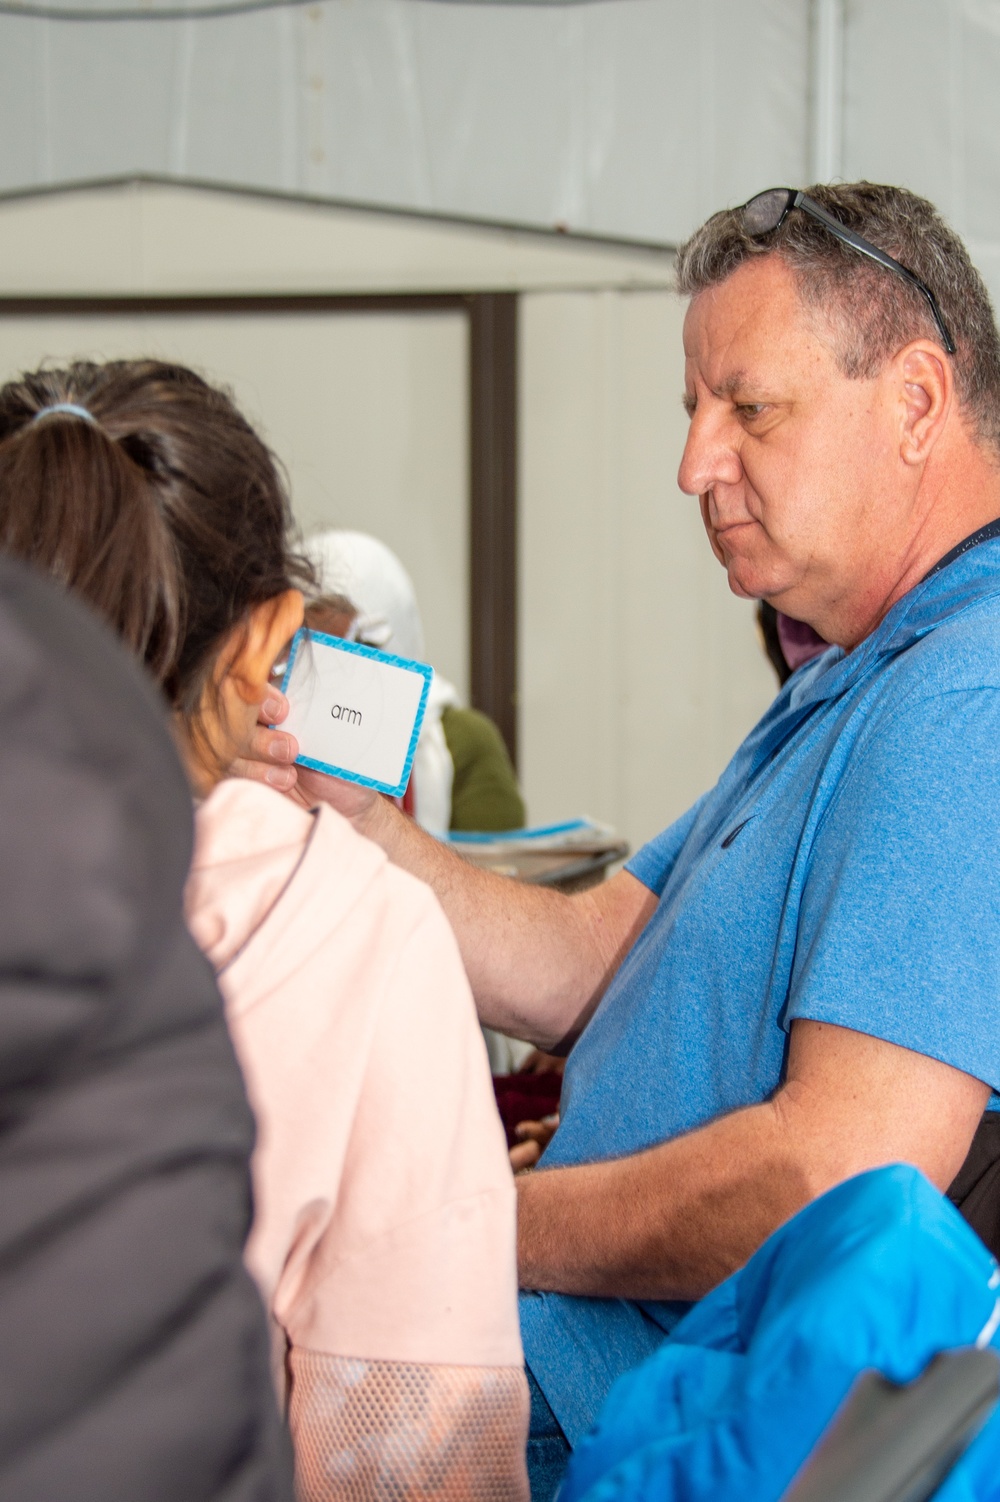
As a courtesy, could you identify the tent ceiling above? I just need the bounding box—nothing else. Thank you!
[1,0,999,305]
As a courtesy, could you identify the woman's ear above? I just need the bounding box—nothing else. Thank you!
[227,590,304,705]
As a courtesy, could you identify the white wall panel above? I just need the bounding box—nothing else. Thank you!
[841,0,1000,310]
[519,289,776,852]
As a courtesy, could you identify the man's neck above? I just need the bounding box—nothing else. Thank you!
[821,445,1000,650]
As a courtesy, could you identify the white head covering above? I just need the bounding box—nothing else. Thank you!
[304,530,458,834]
[305,530,426,660]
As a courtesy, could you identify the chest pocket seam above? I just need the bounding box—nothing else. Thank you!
[720,816,755,850]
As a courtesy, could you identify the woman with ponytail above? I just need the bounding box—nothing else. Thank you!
[0,361,528,1502]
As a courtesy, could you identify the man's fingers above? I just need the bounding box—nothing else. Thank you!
[230,755,299,791]
[261,688,290,725]
[296,768,380,824]
[251,724,298,764]
[510,1139,542,1172]
[513,1113,559,1144]
[230,722,300,789]
[510,1115,560,1171]
[518,1050,567,1077]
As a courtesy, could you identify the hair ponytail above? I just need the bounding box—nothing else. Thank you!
[0,360,313,717]
[0,372,182,683]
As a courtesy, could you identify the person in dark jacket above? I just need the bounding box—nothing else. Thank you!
[0,557,293,1502]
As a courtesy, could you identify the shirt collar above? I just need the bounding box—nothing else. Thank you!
[924,514,1000,580]
[787,527,1000,713]
[736,527,1000,783]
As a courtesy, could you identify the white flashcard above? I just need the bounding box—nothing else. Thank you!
[279,628,432,797]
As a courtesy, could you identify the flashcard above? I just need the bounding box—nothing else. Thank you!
[279,628,432,796]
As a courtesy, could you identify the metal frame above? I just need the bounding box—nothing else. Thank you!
[0,289,520,764]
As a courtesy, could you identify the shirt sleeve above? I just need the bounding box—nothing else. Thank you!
[786,687,1000,1090]
[626,794,708,896]
[289,1353,528,1502]
[279,885,528,1502]
[280,887,521,1368]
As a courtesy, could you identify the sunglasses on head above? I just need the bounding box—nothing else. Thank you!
[738,188,956,357]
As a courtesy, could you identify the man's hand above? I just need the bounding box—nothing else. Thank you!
[229,689,381,828]
[516,1018,990,1303]
[510,1114,560,1172]
[228,689,299,792]
[517,1051,567,1077]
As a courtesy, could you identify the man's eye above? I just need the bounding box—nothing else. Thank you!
[737,403,766,420]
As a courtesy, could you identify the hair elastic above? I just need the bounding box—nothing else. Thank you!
[32,403,98,427]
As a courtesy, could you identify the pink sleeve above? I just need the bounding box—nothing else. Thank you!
[277,886,521,1367]
[276,888,528,1500]
[289,1354,528,1502]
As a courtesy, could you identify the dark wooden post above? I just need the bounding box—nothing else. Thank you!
[468,292,518,767]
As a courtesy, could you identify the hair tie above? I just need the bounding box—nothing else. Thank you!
[33,403,98,427]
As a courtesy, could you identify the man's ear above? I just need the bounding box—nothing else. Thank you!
[227,590,304,705]
[897,342,953,466]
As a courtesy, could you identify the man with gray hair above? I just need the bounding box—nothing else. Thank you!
[251,181,1000,1493]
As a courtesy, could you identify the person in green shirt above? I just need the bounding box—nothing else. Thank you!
[440,702,525,832]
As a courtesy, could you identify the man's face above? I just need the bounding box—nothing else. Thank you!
[678,255,902,630]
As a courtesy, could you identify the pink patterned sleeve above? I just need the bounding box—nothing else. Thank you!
[289,1352,529,1502]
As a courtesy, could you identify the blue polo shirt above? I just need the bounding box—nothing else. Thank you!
[521,533,1000,1446]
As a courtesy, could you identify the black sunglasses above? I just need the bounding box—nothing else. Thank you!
[739,188,956,356]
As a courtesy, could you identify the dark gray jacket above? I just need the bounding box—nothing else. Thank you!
[0,559,294,1502]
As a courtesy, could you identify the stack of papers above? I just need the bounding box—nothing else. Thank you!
[445,818,617,854]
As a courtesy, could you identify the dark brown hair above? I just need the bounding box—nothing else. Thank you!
[304,592,357,640]
[0,359,314,717]
[676,181,1000,453]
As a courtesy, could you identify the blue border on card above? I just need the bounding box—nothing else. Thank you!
[278,627,433,798]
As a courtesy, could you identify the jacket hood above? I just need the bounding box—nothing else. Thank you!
[187,779,390,991]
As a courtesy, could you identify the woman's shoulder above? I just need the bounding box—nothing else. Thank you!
[192,778,316,866]
[189,780,380,967]
[193,778,403,886]
[189,777,451,974]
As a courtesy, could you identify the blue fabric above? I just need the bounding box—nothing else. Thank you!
[522,539,1000,1443]
[560,1167,1000,1502]
[526,1366,570,1502]
[519,1291,676,1449]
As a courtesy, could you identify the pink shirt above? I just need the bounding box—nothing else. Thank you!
[186,780,527,1501]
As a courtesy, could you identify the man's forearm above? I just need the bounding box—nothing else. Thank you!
[242,714,656,1047]
[516,1020,990,1303]
[357,796,645,1047]
[516,1099,815,1302]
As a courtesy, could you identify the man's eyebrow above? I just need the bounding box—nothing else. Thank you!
[716,371,779,402]
[682,374,782,415]
[716,371,752,398]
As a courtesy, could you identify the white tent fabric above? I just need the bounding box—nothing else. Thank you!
[842,0,1000,312]
[0,0,806,245]
[2,0,1000,304]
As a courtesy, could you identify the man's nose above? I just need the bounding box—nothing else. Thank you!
[677,412,743,497]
